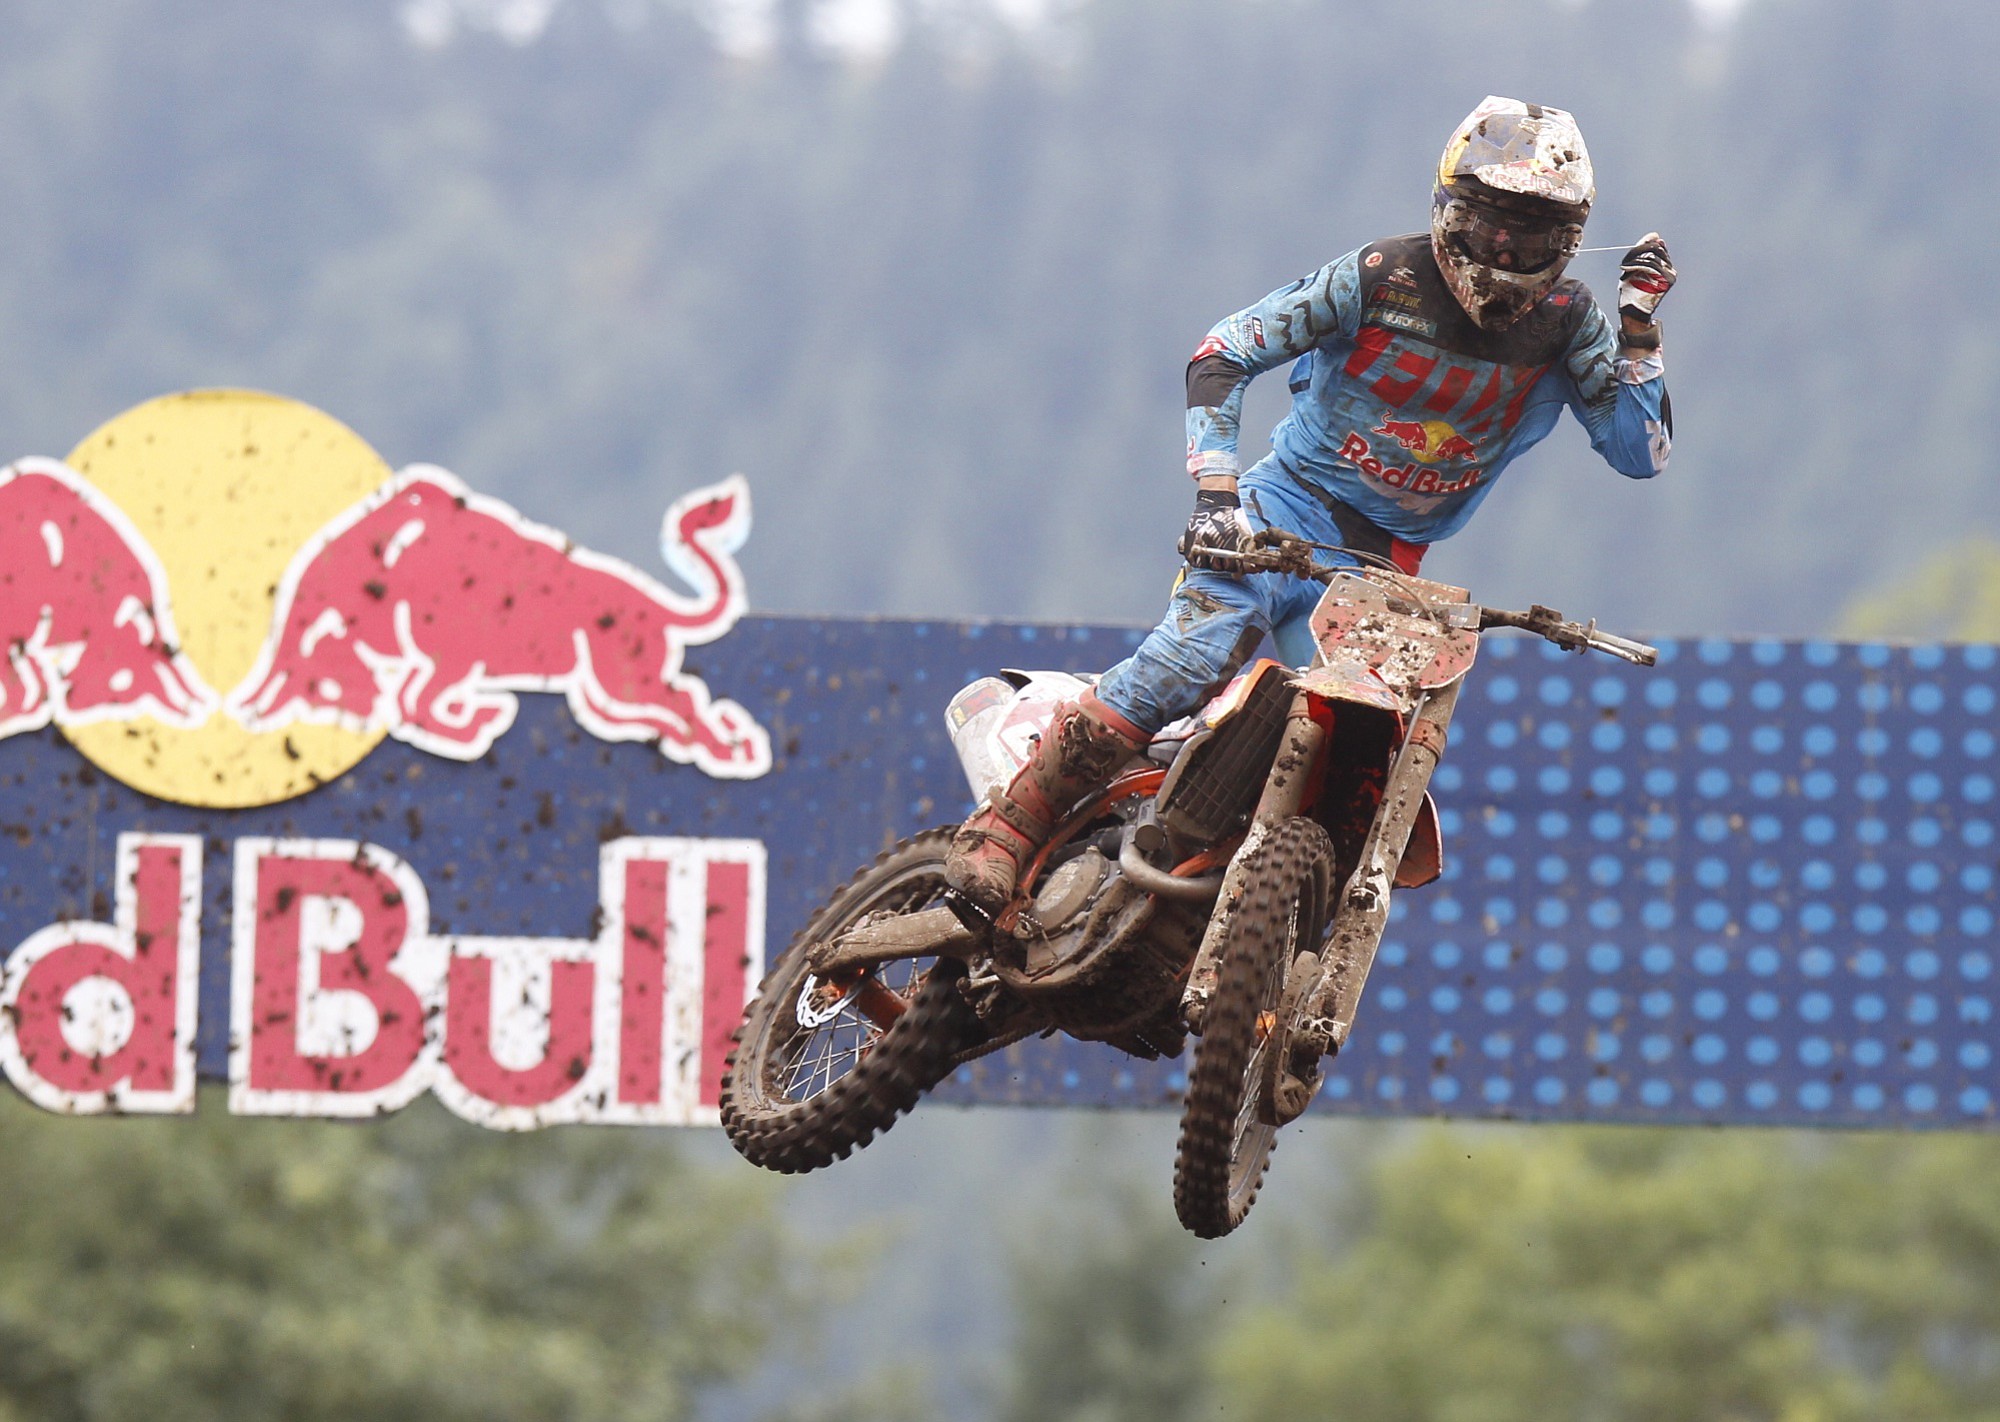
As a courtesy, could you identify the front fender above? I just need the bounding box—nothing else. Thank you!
[1305,570,1480,697]
[1398,793,1443,889]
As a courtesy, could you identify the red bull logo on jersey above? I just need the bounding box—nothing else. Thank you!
[1337,430,1485,500]
[1372,418,1480,465]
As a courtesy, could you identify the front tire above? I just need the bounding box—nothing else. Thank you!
[1173,817,1336,1238]
[721,827,983,1174]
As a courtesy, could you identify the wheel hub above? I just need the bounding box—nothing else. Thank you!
[795,973,860,1029]
[1258,951,1325,1127]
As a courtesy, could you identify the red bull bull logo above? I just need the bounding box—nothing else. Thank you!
[229,465,767,777]
[1352,420,1485,508]
[2,391,769,802]
[0,459,215,738]
[1372,418,1480,465]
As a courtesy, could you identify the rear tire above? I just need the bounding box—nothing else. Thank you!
[1173,817,1336,1238]
[721,827,983,1174]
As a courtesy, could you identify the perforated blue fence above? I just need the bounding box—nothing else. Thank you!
[940,633,2000,1129]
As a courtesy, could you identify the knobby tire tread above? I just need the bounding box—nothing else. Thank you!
[1173,817,1336,1238]
[721,827,982,1174]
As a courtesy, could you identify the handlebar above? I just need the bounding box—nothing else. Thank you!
[1475,605,1658,666]
[1199,531,1659,666]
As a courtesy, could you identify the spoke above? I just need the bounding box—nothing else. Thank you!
[781,1036,816,1098]
[778,994,895,1104]
[1235,1045,1267,1143]
[766,866,943,1107]
[853,977,912,1030]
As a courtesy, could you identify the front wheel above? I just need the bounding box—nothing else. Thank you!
[721,827,984,1173]
[1173,817,1336,1238]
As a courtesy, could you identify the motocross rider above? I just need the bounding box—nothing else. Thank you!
[946,95,1677,912]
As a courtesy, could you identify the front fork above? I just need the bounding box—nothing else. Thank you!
[1179,689,1328,1031]
[1177,677,1464,1110]
[1301,676,1463,1060]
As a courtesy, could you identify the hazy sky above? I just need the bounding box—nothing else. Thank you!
[402,0,1753,59]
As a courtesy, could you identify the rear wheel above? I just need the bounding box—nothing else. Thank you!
[722,827,983,1173]
[1173,817,1336,1238]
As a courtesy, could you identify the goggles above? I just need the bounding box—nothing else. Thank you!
[1437,198,1583,275]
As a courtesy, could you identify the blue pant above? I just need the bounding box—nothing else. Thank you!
[1095,462,1364,734]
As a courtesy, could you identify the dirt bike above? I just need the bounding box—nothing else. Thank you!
[720,531,1656,1237]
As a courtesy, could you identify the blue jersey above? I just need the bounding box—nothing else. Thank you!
[1185,233,1670,545]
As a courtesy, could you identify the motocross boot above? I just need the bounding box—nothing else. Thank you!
[945,689,1148,912]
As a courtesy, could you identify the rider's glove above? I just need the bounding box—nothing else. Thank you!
[1617,233,1676,325]
[1178,487,1257,571]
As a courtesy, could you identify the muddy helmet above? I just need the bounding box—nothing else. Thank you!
[1431,96,1594,330]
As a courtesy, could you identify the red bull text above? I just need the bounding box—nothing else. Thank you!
[1339,430,1485,496]
[0,832,761,1126]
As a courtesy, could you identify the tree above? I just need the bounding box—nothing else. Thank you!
[994,1177,1222,1422]
[0,1088,805,1422]
[1213,1126,2000,1422]
[1840,540,2000,640]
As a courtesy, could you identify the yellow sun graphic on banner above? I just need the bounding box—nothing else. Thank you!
[59,391,393,807]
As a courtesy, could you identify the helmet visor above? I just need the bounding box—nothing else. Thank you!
[1437,199,1582,276]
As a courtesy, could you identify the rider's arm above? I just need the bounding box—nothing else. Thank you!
[1186,252,1364,489]
[1558,297,1671,480]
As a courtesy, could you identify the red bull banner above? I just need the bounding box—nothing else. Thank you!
[12,392,2000,1136]
[0,390,781,1126]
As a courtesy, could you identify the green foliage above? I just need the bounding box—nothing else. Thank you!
[1214,1127,2000,1422]
[995,1182,1220,1422]
[0,1088,801,1422]
[755,1365,937,1422]
[1840,540,2000,641]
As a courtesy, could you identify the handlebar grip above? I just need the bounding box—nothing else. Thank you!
[1187,541,1330,581]
[1585,628,1659,666]
[1476,606,1658,665]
